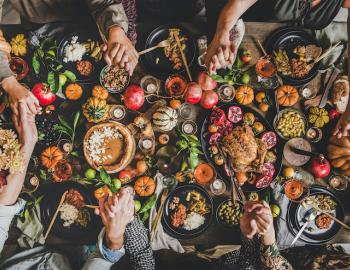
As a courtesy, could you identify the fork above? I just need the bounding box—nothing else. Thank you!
[138,40,170,56]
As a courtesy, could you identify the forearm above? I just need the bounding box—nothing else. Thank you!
[215,0,257,37]
[0,51,13,84]
[0,146,32,206]
[124,216,155,270]
[84,0,129,37]
[260,242,293,270]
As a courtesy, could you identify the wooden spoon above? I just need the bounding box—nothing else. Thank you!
[138,40,170,56]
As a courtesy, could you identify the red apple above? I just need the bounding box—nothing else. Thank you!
[123,84,145,110]
[197,71,217,91]
[32,83,56,106]
[200,90,219,109]
[184,82,202,104]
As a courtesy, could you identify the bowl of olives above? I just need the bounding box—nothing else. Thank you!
[216,199,243,229]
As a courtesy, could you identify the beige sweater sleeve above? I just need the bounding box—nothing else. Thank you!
[84,0,129,37]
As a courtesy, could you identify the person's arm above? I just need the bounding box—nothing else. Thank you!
[84,0,138,75]
[124,215,155,270]
[0,103,37,252]
[205,0,257,73]
[333,5,350,138]
[0,30,40,116]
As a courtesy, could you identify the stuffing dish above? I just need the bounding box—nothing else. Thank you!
[164,28,187,70]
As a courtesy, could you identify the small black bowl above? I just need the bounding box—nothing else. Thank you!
[216,199,243,229]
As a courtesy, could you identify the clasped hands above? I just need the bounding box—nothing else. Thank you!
[95,187,135,250]
[240,201,275,244]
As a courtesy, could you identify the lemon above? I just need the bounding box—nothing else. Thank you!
[283,167,295,178]
[84,168,96,180]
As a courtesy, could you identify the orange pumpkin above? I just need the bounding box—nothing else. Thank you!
[41,146,63,169]
[65,83,83,100]
[92,85,109,100]
[277,85,299,107]
[236,85,254,105]
[134,176,156,197]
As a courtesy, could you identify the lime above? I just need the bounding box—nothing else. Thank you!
[112,178,122,190]
[270,204,281,218]
[241,73,251,84]
[134,200,142,212]
[84,168,96,180]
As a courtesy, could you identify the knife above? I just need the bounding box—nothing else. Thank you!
[290,210,317,247]
[290,146,321,158]
[319,44,348,108]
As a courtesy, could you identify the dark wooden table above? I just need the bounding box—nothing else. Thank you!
[5,22,350,251]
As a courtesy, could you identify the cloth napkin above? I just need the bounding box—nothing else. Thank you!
[271,182,305,250]
[149,172,184,253]
[14,203,45,248]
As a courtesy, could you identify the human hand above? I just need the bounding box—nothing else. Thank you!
[11,102,38,156]
[205,31,236,74]
[95,187,135,249]
[2,76,41,116]
[102,26,138,76]
[333,109,350,138]
[240,201,275,241]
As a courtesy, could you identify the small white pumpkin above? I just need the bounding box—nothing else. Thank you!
[152,106,178,131]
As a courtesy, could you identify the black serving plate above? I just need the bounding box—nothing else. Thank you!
[266,27,320,86]
[161,184,213,239]
[287,185,344,244]
[57,32,104,83]
[200,103,283,192]
[139,24,196,80]
[41,181,101,240]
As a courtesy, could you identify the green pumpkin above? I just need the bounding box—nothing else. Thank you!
[152,106,178,131]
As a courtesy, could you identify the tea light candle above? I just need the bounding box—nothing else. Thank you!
[113,107,124,119]
[302,87,312,99]
[182,120,197,135]
[30,176,39,186]
[146,83,157,93]
[223,86,233,97]
[142,138,153,150]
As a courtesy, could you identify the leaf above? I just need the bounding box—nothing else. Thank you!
[35,195,44,205]
[99,168,112,185]
[41,36,55,51]
[56,64,63,71]
[176,140,188,150]
[188,152,199,169]
[139,194,157,214]
[24,209,30,220]
[40,169,47,180]
[141,211,149,223]
[73,112,80,131]
[47,71,56,93]
[58,116,73,133]
[70,151,80,157]
[32,55,41,75]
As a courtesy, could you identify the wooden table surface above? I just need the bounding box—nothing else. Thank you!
[5,22,350,249]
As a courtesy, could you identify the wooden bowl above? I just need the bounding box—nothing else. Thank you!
[83,121,136,173]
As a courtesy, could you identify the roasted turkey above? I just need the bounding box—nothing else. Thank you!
[222,125,267,172]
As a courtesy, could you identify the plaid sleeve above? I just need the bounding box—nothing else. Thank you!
[124,216,155,270]
[213,235,261,270]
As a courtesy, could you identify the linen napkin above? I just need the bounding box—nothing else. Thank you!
[149,172,184,253]
[271,182,305,250]
[14,203,45,248]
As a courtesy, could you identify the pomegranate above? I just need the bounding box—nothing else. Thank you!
[123,84,145,110]
[197,71,217,91]
[184,82,202,104]
[32,83,56,106]
[210,108,226,126]
[311,155,331,178]
[200,90,218,109]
